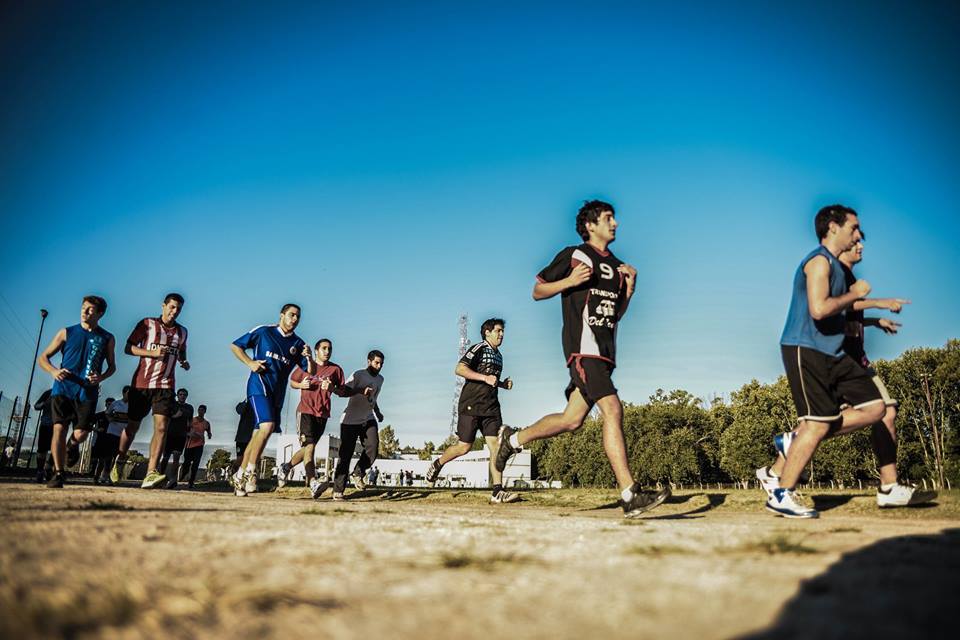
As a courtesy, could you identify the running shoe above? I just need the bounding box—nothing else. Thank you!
[877,483,938,508]
[245,471,258,494]
[773,431,795,458]
[109,459,124,484]
[350,470,367,491]
[164,478,178,490]
[277,462,292,489]
[141,470,167,489]
[232,470,247,497]
[46,471,65,488]
[425,459,442,485]
[495,425,520,473]
[490,489,520,504]
[66,442,80,468]
[310,479,330,500]
[756,466,779,495]
[35,469,45,483]
[766,487,818,519]
[332,491,345,502]
[621,484,671,518]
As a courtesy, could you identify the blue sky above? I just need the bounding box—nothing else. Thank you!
[1,1,958,455]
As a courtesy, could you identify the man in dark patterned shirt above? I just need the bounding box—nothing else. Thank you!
[426,318,518,503]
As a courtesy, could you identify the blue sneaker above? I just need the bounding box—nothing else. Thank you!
[766,487,818,519]
[773,431,795,458]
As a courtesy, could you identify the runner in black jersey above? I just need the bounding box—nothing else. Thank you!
[425,318,518,503]
[494,200,670,518]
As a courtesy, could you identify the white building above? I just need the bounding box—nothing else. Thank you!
[273,435,532,488]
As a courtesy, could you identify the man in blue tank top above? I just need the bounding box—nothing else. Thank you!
[762,205,885,518]
[37,296,117,488]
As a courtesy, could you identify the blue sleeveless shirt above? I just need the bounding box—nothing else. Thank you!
[780,246,848,356]
[51,324,113,401]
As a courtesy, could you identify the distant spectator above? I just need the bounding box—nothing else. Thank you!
[182,404,211,489]
[33,389,54,482]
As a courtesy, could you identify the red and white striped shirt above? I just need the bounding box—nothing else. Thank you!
[127,317,188,389]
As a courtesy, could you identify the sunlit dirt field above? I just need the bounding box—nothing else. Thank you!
[1,480,956,639]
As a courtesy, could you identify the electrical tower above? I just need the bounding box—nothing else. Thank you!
[450,313,469,435]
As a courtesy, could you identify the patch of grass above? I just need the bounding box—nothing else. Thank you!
[620,519,646,526]
[299,507,354,516]
[727,534,818,555]
[369,508,393,514]
[439,551,524,570]
[828,526,862,533]
[627,545,688,556]
[75,500,134,511]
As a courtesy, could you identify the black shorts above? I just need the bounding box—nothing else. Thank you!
[51,395,98,430]
[127,387,176,421]
[164,432,187,454]
[298,413,328,446]
[781,345,883,423]
[456,414,502,444]
[92,432,121,459]
[565,357,618,406]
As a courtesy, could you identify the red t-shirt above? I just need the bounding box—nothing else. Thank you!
[127,317,188,389]
[186,417,210,449]
[292,362,345,418]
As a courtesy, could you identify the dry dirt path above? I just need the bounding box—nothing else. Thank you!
[1,480,956,639]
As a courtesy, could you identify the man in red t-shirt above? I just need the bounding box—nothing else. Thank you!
[182,404,211,489]
[276,338,353,498]
[110,293,189,489]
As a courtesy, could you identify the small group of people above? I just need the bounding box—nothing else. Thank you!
[32,199,935,519]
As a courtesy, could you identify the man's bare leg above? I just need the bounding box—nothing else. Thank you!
[50,423,67,471]
[516,390,591,446]
[595,394,634,491]
[485,436,502,486]
[146,414,170,473]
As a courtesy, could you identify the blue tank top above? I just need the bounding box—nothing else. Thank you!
[51,324,113,401]
[780,246,848,356]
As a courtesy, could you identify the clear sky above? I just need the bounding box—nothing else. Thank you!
[2,1,958,455]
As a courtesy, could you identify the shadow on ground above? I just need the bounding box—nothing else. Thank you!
[582,492,727,519]
[740,528,959,639]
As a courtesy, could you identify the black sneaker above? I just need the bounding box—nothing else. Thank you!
[46,471,66,488]
[425,459,442,485]
[495,426,520,473]
[35,469,45,483]
[66,443,80,468]
[621,484,671,519]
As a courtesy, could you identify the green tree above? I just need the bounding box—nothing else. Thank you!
[418,441,435,460]
[379,425,400,458]
[719,378,795,486]
[207,448,232,475]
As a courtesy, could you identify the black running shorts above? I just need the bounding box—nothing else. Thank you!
[456,413,502,444]
[781,345,882,423]
[127,388,176,421]
[565,356,618,407]
[51,395,97,430]
[298,413,328,446]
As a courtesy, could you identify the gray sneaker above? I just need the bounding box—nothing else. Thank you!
[277,462,292,488]
[350,470,367,491]
[332,491,345,502]
[425,459,442,485]
[495,425,520,473]
[311,479,330,500]
[232,470,247,497]
[621,484,671,518]
[490,489,520,504]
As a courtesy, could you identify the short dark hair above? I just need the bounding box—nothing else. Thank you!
[815,204,857,240]
[576,200,615,241]
[198,404,207,411]
[368,349,384,361]
[281,303,301,314]
[82,295,107,314]
[177,388,188,396]
[122,385,131,394]
[481,318,505,338]
[315,338,332,350]
[164,293,185,305]
[105,397,116,405]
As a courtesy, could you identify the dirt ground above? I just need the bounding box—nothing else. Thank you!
[0,479,956,640]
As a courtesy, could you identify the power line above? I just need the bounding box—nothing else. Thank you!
[0,293,37,348]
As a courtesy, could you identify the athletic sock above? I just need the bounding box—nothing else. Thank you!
[880,482,897,491]
[768,466,780,478]
[245,463,256,473]
[492,484,503,496]
[509,433,522,449]
[621,486,635,502]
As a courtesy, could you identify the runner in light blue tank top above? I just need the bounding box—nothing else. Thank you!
[780,245,848,357]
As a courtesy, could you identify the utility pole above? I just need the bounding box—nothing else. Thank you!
[14,309,48,468]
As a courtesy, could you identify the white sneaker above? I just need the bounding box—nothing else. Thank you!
[490,490,520,504]
[232,471,247,497]
[245,471,258,494]
[774,431,795,458]
[755,466,779,495]
[877,483,938,508]
[765,488,818,519]
[310,479,329,500]
[277,462,292,488]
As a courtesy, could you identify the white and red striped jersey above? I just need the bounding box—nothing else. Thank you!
[127,317,188,389]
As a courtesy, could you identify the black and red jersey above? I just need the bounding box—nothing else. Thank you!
[537,243,625,366]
